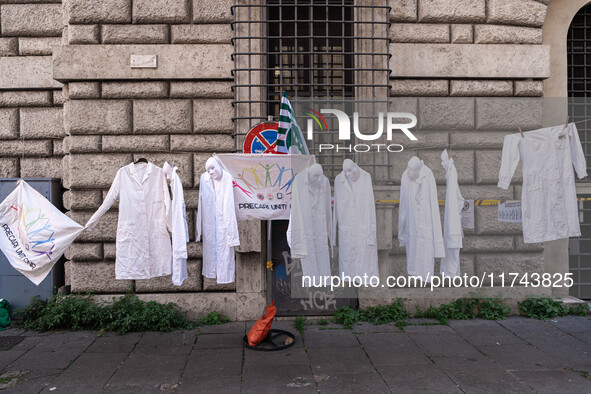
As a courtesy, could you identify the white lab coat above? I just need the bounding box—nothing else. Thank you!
[196,169,240,284]
[287,167,332,280]
[163,162,189,286]
[332,167,379,278]
[86,162,173,280]
[398,161,445,281]
[440,150,464,278]
[498,123,588,243]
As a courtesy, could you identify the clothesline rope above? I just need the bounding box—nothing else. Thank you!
[375,197,591,206]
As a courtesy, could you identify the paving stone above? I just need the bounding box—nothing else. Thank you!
[198,321,245,334]
[351,322,400,334]
[378,363,462,393]
[307,346,374,375]
[1,371,61,394]
[177,375,241,394]
[448,319,524,347]
[107,353,187,387]
[241,365,316,394]
[194,333,244,349]
[360,334,431,366]
[6,348,83,371]
[303,328,359,347]
[406,327,482,357]
[243,348,309,372]
[513,370,591,393]
[316,372,390,394]
[0,350,26,370]
[478,343,564,371]
[133,331,197,355]
[432,354,531,392]
[183,348,243,377]
[86,332,142,353]
[30,331,97,352]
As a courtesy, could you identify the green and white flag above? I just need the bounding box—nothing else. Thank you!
[276,91,309,154]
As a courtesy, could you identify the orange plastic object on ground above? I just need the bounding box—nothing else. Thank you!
[246,302,277,346]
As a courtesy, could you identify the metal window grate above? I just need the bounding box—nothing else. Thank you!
[569,196,591,299]
[232,0,391,180]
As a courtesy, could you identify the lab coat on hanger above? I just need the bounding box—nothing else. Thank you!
[287,165,332,280]
[85,162,173,280]
[163,162,189,286]
[440,150,464,278]
[332,166,379,279]
[498,123,588,243]
[398,160,445,282]
[196,167,240,284]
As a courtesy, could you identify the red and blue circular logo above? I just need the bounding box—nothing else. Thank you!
[243,121,279,154]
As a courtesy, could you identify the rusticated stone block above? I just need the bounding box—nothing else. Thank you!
[0,57,62,90]
[476,98,543,131]
[67,261,133,293]
[451,25,473,44]
[68,0,132,24]
[418,97,474,130]
[0,38,17,56]
[515,236,544,252]
[53,90,66,106]
[193,153,211,186]
[53,140,65,156]
[69,211,118,242]
[390,79,448,96]
[488,0,547,28]
[458,185,514,201]
[236,221,262,253]
[171,25,232,44]
[102,25,169,44]
[462,236,514,253]
[0,108,18,139]
[133,100,192,134]
[171,134,235,153]
[20,107,64,138]
[63,190,103,210]
[475,253,544,285]
[20,157,62,178]
[236,252,265,293]
[136,260,202,292]
[103,243,116,260]
[450,131,510,149]
[64,135,102,154]
[0,158,18,177]
[65,243,103,261]
[102,82,169,99]
[514,81,544,97]
[187,242,202,258]
[102,135,169,153]
[133,0,190,23]
[0,4,62,37]
[66,100,132,135]
[475,150,522,185]
[134,292,238,321]
[420,149,474,184]
[0,140,52,157]
[131,153,193,188]
[184,189,198,209]
[169,81,233,99]
[237,292,266,321]
[474,25,542,45]
[203,277,236,291]
[18,37,60,55]
[450,80,513,97]
[64,154,132,189]
[67,25,100,45]
[68,82,101,99]
[0,91,51,107]
[390,23,449,43]
[419,0,485,23]
[193,99,233,133]
[389,0,417,22]
[192,0,232,23]
[474,206,522,235]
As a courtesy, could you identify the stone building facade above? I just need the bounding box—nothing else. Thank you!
[0,0,588,320]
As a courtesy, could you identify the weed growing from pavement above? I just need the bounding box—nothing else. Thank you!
[316,318,329,326]
[415,297,511,324]
[518,297,590,319]
[295,316,307,335]
[332,299,409,329]
[198,311,230,326]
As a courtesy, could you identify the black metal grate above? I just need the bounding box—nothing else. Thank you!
[232,0,391,180]
[569,196,591,299]
[0,336,24,351]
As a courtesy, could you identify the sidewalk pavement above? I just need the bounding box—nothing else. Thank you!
[0,316,590,393]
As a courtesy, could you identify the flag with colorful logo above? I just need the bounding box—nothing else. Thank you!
[276,91,310,154]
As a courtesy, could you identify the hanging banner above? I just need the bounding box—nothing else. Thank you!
[0,180,84,285]
[498,201,522,223]
[215,154,316,220]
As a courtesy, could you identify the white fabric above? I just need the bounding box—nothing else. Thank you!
[440,150,464,278]
[332,166,379,278]
[0,180,84,285]
[196,167,240,284]
[86,162,173,280]
[163,162,189,286]
[498,123,588,243]
[287,166,332,280]
[398,161,445,281]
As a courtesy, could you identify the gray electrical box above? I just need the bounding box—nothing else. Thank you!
[0,178,64,311]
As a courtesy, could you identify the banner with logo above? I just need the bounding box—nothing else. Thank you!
[215,154,316,221]
[0,180,84,285]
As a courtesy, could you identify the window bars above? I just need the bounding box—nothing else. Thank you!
[231,0,391,181]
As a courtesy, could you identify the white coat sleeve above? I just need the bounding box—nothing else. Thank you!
[196,181,202,242]
[225,176,240,247]
[162,172,172,233]
[429,173,445,258]
[497,135,521,190]
[325,178,333,257]
[368,184,377,246]
[569,124,588,179]
[85,169,122,231]
[331,182,337,248]
[398,176,407,247]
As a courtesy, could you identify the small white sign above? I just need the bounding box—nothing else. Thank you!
[461,199,474,229]
[130,55,157,69]
[498,201,522,223]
